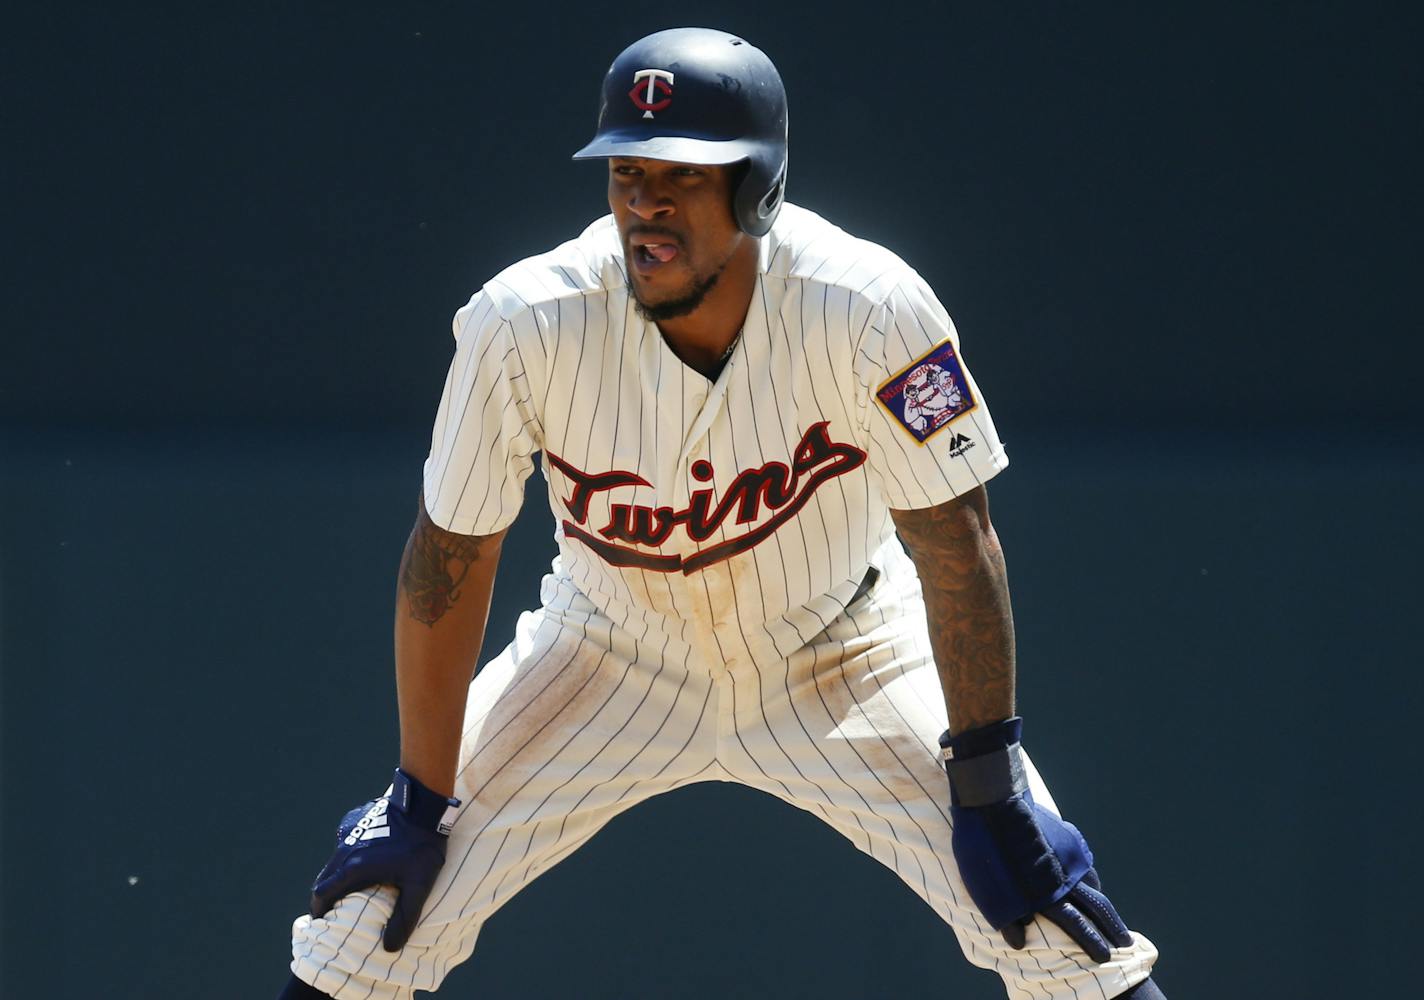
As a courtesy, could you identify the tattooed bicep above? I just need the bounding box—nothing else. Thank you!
[889,487,991,567]
[400,494,506,626]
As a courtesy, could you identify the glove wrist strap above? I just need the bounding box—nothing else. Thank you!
[938,717,1030,807]
[392,768,461,834]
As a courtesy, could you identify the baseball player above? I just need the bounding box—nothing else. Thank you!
[278,28,1165,1000]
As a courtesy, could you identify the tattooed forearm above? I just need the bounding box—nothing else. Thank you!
[890,487,1016,735]
[399,496,499,626]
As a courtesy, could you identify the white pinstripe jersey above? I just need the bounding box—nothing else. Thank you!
[423,203,1009,663]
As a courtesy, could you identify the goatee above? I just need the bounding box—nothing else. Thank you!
[631,267,723,322]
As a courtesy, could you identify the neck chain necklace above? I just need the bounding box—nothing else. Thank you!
[704,332,741,382]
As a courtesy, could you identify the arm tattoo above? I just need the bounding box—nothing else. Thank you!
[399,498,494,627]
[891,489,1016,735]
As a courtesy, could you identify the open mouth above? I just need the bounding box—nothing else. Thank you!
[634,241,680,265]
[629,233,683,271]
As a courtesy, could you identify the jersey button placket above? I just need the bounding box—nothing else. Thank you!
[675,440,725,674]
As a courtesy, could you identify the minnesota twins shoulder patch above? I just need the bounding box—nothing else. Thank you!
[876,340,977,444]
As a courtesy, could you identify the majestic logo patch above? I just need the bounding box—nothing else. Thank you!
[629,69,674,119]
[546,422,866,574]
[876,340,977,444]
[945,431,976,458]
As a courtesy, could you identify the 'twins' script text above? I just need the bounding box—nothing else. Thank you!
[547,422,866,574]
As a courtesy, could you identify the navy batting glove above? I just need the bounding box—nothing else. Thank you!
[309,769,460,952]
[940,719,1133,963]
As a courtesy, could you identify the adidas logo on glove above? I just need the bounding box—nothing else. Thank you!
[343,798,393,845]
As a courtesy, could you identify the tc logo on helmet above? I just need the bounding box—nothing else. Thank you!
[628,69,674,119]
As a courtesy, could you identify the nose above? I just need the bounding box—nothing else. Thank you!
[626,177,674,222]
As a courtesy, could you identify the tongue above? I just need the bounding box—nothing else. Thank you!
[648,244,678,263]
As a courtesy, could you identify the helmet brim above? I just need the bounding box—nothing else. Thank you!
[571,130,757,165]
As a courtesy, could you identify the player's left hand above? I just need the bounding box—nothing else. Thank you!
[939,718,1134,963]
[309,768,460,952]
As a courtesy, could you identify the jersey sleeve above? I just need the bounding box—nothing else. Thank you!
[853,275,1009,510]
[422,290,544,535]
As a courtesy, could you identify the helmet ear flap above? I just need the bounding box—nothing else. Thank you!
[734,155,787,238]
[757,159,787,219]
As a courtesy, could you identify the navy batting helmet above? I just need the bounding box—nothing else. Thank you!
[572,28,789,237]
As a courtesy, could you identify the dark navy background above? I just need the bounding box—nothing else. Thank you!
[3,2,1420,998]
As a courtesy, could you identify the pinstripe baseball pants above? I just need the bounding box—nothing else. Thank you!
[290,575,1158,999]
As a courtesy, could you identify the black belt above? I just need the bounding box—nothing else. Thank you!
[848,565,881,607]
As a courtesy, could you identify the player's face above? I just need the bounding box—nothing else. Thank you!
[607,157,748,321]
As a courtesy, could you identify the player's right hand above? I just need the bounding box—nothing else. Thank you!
[308,768,460,952]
